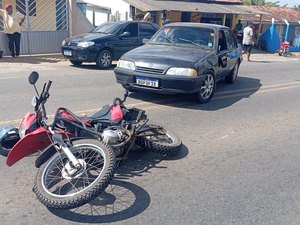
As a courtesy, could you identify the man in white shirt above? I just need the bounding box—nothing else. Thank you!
[243,21,254,61]
[0,4,25,58]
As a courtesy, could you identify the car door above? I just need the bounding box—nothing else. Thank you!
[114,23,140,59]
[223,29,239,72]
[216,29,230,79]
[139,22,157,42]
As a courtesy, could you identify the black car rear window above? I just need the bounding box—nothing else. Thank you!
[150,26,215,49]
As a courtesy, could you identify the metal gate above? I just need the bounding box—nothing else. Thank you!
[0,0,69,56]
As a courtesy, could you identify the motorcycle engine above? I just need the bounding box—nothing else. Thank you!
[102,129,122,145]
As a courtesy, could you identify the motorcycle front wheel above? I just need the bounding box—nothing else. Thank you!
[33,139,116,209]
[137,125,182,156]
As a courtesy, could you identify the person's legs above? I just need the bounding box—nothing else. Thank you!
[247,45,253,61]
[14,32,21,57]
[6,34,16,57]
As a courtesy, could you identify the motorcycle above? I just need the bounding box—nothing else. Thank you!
[278,40,290,57]
[0,72,117,209]
[0,71,182,208]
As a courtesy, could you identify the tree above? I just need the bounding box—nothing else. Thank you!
[242,0,279,6]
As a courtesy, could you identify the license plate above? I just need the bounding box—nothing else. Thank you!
[63,50,72,56]
[136,77,159,87]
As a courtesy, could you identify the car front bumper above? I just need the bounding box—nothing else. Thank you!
[114,68,205,94]
[61,47,98,62]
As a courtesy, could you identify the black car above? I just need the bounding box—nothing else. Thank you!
[61,21,159,69]
[114,23,243,103]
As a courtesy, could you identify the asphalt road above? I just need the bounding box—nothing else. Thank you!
[0,55,300,225]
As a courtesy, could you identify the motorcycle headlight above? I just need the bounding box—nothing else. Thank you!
[166,67,197,77]
[77,41,95,48]
[31,96,37,107]
[117,60,136,71]
[19,121,26,138]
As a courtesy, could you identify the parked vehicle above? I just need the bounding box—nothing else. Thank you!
[0,71,182,208]
[278,40,290,57]
[114,23,243,103]
[61,21,159,69]
[0,72,117,209]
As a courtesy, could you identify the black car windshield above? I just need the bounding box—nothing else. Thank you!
[90,22,122,34]
[150,26,215,49]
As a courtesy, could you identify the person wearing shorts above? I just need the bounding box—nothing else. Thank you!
[243,21,254,61]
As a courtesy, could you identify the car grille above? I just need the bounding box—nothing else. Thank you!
[136,66,165,74]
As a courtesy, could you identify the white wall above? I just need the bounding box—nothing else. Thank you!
[85,0,131,21]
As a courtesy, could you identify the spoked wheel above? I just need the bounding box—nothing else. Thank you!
[194,72,215,104]
[137,125,182,155]
[33,139,116,209]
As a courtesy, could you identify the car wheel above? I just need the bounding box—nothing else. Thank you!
[194,72,215,104]
[96,50,112,69]
[225,61,240,84]
[70,60,83,66]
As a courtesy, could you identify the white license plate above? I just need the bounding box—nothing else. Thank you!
[63,50,72,56]
[136,77,159,87]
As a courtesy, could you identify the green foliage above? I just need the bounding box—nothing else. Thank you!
[242,0,279,6]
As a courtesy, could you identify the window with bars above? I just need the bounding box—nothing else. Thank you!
[16,0,36,16]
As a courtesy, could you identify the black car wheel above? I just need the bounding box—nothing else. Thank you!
[225,61,240,84]
[96,50,112,69]
[194,72,215,104]
[70,60,83,66]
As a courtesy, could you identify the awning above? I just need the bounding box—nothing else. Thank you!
[123,0,268,15]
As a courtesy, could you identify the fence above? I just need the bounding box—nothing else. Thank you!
[0,0,69,55]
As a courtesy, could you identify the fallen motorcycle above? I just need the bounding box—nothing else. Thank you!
[0,71,182,209]
[0,72,117,209]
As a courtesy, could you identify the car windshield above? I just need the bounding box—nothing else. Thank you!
[150,26,215,49]
[90,22,122,34]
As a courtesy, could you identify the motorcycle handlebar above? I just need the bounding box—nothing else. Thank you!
[45,80,52,93]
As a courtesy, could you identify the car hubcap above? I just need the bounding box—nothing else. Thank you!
[101,52,111,67]
[200,74,214,99]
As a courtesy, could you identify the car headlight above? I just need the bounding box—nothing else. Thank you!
[19,121,26,138]
[31,96,37,107]
[117,60,136,71]
[166,67,197,76]
[62,40,66,46]
[77,41,95,48]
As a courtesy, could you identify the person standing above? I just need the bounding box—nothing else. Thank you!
[234,19,243,43]
[0,4,25,58]
[242,21,254,62]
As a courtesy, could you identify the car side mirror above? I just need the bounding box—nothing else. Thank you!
[29,71,39,85]
[142,38,150,44]
[120,31,131,38]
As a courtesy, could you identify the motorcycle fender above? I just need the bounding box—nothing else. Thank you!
[6,127,51,167]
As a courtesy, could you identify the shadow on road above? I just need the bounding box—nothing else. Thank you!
[49,145,189,223]
[128,76,262,111]
[69,64,117,70]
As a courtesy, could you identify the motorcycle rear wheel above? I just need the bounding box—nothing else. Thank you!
[137,125,182,155]
[33,139,116,209]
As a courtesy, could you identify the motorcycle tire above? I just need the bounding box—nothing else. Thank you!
[137,125,182,156]
[33,139,116,209]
